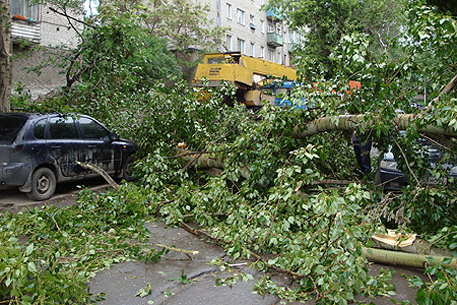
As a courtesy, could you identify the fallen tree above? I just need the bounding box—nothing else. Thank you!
[293,113,457,138]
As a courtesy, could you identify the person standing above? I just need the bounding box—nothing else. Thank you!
[352,131,372,175]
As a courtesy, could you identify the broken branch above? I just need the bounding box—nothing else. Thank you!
[76,161,120,189]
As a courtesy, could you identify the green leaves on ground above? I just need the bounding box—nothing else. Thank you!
[0,185,160,304]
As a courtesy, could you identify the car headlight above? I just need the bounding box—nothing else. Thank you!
[380,160,399,171]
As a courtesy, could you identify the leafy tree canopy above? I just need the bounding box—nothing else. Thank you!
[79,14,182,90]
[98,0,229,57]
[5,0,457,304]
[267,0,407,77]
[426,0,457,16]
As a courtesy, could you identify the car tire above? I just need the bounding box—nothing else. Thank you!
[122,155,135,181]
[26,167,57,201]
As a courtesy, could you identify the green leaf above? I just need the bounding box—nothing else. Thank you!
[25,244,34,255]
[28,262,37,273]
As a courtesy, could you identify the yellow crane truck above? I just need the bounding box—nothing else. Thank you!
[193,52,298,109]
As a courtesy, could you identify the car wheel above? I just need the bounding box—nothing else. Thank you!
[122,156,135,181]
[26,167,57,201]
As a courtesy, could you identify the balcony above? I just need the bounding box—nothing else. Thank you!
[266,9,281,22]
[267,32,283,47]
[11,20,41,44]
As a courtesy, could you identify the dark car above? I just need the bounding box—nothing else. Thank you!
[375,137,457,191]
[0,113,137,200]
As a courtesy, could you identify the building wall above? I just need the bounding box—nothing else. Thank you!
[11,3,83,100]
[207,0,292,66]
[40,6,82,48]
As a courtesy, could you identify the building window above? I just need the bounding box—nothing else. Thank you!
[260,20,265,33]
[268,22,275,33]
[237,9,245,25]
[226,35,232,50]
[260,0,265,5]
[11,0,40,21]
[268,49,274,62]
[277,52,281,64]
[261,46,265,59]
[226,3,232,19]
[250,43,255,57]
[237,38,246,54]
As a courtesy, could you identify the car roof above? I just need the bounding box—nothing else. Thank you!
[0,112,36,118]
[0,112,90,120]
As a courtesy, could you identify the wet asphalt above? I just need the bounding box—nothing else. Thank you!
[88,222,426,305]
[1,183,426,304]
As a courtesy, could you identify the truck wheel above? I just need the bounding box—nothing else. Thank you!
[27,168,57,201]
[122,156,135,181]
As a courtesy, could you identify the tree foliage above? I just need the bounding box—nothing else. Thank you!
[267,0,407,77]
[426,0,457,16]
[4,0,457,304]
[99,0,228,56]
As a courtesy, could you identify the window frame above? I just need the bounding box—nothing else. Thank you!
[49,116,80,140]
[226,2,232,19]
[237,38,246,54]
[79,117,111,141]
[11,0,40,21]
[237,8,245,25]
[268,49,274,62]
[226,34,233,50]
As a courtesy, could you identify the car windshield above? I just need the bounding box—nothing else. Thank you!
[0,115,28,143]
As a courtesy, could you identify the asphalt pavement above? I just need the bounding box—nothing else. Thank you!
[1,182,425,304]
[88,222,426,305]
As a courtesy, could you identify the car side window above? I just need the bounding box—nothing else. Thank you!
[79,117,111,140]
[34,118,46,139]
[49,117,79,139]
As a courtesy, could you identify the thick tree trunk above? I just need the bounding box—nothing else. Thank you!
[363,247,457,270]
[177,113,457,171]
[0,0,12,113]
[292,113,457,138]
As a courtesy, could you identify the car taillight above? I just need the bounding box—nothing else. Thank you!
[11,144,24,153]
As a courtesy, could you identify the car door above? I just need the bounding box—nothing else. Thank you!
[46,115,85,178]
[78,116,120,174]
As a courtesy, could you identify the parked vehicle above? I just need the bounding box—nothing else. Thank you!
[193,52,361,110]
[0,113,137,200]
[375,136,457,191]
[193,52,298,109]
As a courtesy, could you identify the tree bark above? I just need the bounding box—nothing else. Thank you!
[0,0,11,113]
[176,113,457,172]
[363,247,457,270]
[292,113,457,138]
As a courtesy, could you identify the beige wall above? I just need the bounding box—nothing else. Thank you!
[12,3,83,100]
[206,0,292,65]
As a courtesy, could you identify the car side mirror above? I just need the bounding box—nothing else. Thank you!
[110,133,120,141]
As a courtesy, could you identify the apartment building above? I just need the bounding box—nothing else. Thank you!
[9,0,299,99]
[207,0,300,66]
[10,0,83,99]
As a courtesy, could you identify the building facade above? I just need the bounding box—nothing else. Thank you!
[9,0,299,100]
[207,0,300,66]
[11,0,82,100]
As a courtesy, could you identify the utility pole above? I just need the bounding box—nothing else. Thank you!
[0,0,12,112]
